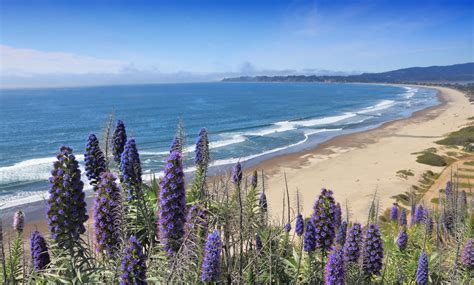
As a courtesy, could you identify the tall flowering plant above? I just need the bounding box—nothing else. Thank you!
[310,188,337,251]
[390,204,398,222]
[295,214,304,236]
[335,220,347,246]
[259,192,268,213]
[13,210,24,234]
[120,139,142,200]
[362,224,384,276]
[47,146,88,247]
[304,220,316,253]
[84,133,106,186]
[201,230,222,282]
[231,162,243,186]
[415,251,428,285]
[30,230,51,271]
[120,236,147,284]
[190,128,210,202]
[397,229,408,251]
[325,246,345,285]
[170,136,182,154]
[112,120,127,165]
[414,205,425,224]
[93,172,122,257]
[399,209,407,226]
[461,238,473,270]
[344,223,362,263]
[158,151,186,255]
[194,128,210,168]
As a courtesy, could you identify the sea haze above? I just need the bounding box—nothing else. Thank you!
[0,82,438,208]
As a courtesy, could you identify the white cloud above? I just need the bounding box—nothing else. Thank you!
[0,45,127,75]
[0,45,354,88]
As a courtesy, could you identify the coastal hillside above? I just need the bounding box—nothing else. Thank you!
[222,62,474,83]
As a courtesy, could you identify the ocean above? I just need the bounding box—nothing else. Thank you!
[0,82,438,209]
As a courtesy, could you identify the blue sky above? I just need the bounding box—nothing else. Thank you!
[0,0,473,87]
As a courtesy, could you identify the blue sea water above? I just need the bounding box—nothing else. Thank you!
[0,82,438,208]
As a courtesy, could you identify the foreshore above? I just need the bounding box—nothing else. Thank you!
[255,86,473,222]
[3,85,472,241]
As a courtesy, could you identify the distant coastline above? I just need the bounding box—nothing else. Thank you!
[222,62,474,83]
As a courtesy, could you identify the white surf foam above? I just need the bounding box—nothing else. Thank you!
[245,113,354,137]
[0,128,343,209]
[209,134,246,149]
[245,121,296,136]
[403,87,418,99]
[0,179,93,210]
[204,128,343,169]
[358,100,396,114]
[304,128,343,136]
[293,112,356,127]
[141,134,247,156]
[0,155,85,184]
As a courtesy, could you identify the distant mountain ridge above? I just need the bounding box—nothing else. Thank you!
[222,63,474,83]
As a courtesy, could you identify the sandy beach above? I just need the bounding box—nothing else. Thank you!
[257,86,473,222]
[3,85,472,242]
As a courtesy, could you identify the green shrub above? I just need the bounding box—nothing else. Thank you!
[436,126,474,146]
[416,153,447,166]
[396,169,414,179]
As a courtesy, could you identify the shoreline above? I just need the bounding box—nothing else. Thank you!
[3,85,471,239]
[253,85,472,222]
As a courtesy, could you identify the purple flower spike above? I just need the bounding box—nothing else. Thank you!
[303,220,316,253]
[459,190,467,211]
[30,230,50,271]
[255,233,262,253]
[295,214,304,236]
[120,139,142,200]
[397,229,408,251]
[415,205,425,223]
[201,230,222,282]
[94,172,122,257]
[112,120,127,165]
[186,204,208,230]
[336,220,348,246]
[399,209,407,226]
[310,188,337,251]
[461,238,473,270]
[425,216,433,237]
[415,251,428,285]
[325,246,345,285]
[13,210,25,233]
[284,223,291,233]
[334,202,342,229]
[250,170,258,189]
[344,223,362,263]
[84,133,106,186]
[120,236,147,285]
[170,136,182,154]
[259,192,268,213]
[47,146,88,246]
[231,162,242,185]
[390,204,398,222]
[445,181,453,198]
[159,151,186,255]
[362,224,384,276]
[195,128,210,167]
